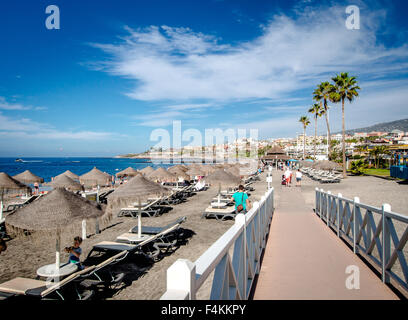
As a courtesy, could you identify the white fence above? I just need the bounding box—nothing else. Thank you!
[315,188,408,293]
[160,188,274,300]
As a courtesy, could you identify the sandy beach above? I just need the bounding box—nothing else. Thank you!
[1,168,407,299]
[0,173,269,300]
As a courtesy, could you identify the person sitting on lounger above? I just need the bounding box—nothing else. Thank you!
[231,185,251,214]
[65,236,84,270]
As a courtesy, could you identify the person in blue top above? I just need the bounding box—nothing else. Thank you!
[231,185,251,214]
[65,236,84,270]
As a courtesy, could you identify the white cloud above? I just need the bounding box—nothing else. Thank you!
[0,97,31,111]
[0,112,125,141]
[91,5,408,103]
[0,97,47,111]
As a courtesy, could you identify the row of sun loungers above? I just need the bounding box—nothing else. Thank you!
[0,217,187,300]
[117,185,196,218]
[300,168,343,183]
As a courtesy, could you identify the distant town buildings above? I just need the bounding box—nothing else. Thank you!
[135,128,408,161]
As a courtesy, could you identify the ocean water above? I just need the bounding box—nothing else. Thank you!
[0,157,178,183]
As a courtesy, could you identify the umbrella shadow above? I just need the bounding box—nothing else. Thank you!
[92,253,154,299]
[86,222,123,239]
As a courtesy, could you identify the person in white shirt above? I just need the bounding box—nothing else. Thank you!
[296,169,303,187]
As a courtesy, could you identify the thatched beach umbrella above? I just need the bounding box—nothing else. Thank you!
[0,173,31,222]
[168,165,188,173]
[54,170,80,181]
[199,165,215,175]
[205,169,241,189]
[147,167,177,182]
[205,169,241,205]
[106,175,171,239]
[185,168,206,179]
[13,170,44,184]
[169,168,190,181]
[139,166,155,176]
[116,167,140,179]
[79,167,111,188]
[5,188,105,274]
[45,174,84,192]
[299,160,314,168]
[312,160,342,171]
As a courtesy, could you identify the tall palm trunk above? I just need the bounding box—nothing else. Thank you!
[303,126,306,159]
[341,97,347,178]
[322,101,331,158]
[314,116,317,160]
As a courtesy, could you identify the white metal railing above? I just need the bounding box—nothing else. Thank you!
[315,188,408,292]
[160,187,274,300]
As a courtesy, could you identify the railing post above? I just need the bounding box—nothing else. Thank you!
[237,208,249,298]
[320,189,324,220]
[382,203,391,284]
[161,259,196,300]
[353,197,360,254]
[327,191,331,226]
[315,187,319,216]
[337,194,342,237]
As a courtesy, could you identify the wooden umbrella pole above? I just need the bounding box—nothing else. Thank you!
[0,190,3,222]
[138,197,142,239]
[218,183,221,205]
[55,230,61,274]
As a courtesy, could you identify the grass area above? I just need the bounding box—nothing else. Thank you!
[363,168,390,177]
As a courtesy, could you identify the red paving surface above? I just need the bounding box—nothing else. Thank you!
[253,185,398,300]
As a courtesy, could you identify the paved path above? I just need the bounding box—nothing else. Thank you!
[253,173,398,300]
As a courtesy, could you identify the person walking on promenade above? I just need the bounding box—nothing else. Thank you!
[296,169,303,187]
[284,167,292,188]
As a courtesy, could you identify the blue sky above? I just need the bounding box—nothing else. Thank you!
[0,0,407,156]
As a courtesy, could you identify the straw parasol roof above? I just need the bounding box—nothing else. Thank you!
[54,170,80,181]
[226,166,246,178]
[79,167,111,187]
[106,175,171,215]
[169,168,190,181]
[199,165,216,175]
[44,174,84,192]
[116,167,140,178]
[185,168,206,178]
[13,170,44,184]
[205,168,241,188]
[5,188,105,233]
[0,172,30,192]
[146,167,177,182]
[168,165,188,173]
[139,166,155,175]
[299,160,314,168]
[312,160,342,171]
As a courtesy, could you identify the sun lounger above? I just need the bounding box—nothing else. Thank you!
[129,216,186,235]
[202,206,237,221]
[77,251,127,290]
[117,219,186,258]
[118,198,163,218]
[5,194,42,212]
[0,266,96,300]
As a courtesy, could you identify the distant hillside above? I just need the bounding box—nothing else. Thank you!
[338,119,408,135]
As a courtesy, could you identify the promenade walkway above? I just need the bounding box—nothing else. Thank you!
[253,173,398,300]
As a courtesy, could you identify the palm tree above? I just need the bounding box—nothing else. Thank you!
[308,103,323,160]
[299,116,310,160]
[313,82,334,159]
[330,73,361,177]
[369,146,389,168]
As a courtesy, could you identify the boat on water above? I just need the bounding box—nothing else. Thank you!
[15,158,24,162]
